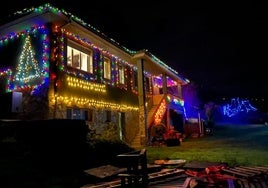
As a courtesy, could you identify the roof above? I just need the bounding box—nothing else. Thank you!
[0,3,189,85]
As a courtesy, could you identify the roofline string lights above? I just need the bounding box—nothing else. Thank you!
[0,4,185,112]
[13,3,187,82]
[57,27,154,95]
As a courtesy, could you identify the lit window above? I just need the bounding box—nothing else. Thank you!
[119,66,125,84]
[87,54,93,74]
[67,45,93,73]
[104,58,111,80]
[73,49,80,69]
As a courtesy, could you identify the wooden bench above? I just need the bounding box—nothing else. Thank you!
[116,148,148,187]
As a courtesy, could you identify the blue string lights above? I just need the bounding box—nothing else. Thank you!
[223,98,257,117]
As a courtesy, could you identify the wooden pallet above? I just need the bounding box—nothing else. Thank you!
[81,168,185,188]
[148,176,192,188]
[220,166,268,188]
[82,165,268,188]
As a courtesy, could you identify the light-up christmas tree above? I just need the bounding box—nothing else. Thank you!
[14,35,41,84]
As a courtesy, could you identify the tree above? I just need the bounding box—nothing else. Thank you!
[204,101,216,129]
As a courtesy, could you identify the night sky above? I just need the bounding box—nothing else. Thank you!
[1,1,267,107]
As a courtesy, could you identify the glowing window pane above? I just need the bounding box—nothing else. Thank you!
[104,58,111,80]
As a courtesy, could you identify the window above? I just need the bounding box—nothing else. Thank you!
[73,49,80,68]
[106,110,111,122]
[66,108,93,121]
[119,65,125,84]
[67,109,72,119]
[72,108,81,119]
[103,58,111,80]
[84,109,93,121]
[67,44,93,73]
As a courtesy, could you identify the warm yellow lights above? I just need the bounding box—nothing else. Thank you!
[52,95,139,112]
[154,99,167,124]
[66,76,106,93]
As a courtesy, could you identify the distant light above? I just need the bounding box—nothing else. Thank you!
[223,97,257,117]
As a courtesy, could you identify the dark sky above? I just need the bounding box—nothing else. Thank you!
[1,1,268,103]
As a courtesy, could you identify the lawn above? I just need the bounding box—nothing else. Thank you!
[146,123,268,167]
[1,123,268,187]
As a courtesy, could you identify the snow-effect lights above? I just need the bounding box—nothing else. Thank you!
[66,76,106,93]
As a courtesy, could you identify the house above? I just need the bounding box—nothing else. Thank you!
[0,3,189,148]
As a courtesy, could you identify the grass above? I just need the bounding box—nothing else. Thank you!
[1,123,268,187]
[146,123,268,167]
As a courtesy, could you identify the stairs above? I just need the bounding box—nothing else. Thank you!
[130,95,165,149]
[147,95,165,127]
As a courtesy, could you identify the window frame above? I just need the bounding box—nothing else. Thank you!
[103,57,111,80]
[118,65,125,84]
[66,108,93,121]
[67,41,93,73]
[105,110,111,122]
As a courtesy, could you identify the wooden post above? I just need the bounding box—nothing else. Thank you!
[137,59,147,146]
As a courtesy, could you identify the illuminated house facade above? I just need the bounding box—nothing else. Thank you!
[0,4,189,148]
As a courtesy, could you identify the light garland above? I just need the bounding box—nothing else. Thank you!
[53,95,139,112]
[166,94,184,106]
[223,98,257,117]
[14,35,41,83]
[57,27,145,94]
[0,25,49,93]
[154,75,178,87]
[12,3,186,84]
[154,99,167,124]
[66,76,106,93]
[0,3,189,122]
[0,68,12,92]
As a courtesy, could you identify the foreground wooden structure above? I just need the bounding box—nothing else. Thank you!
[82,149,268,188]
[116,149,148,187]
[221,166,268,187]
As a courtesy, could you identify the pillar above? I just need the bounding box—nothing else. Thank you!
[137,59,147,146]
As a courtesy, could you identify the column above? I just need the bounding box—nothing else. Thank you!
[137,59,147,146]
